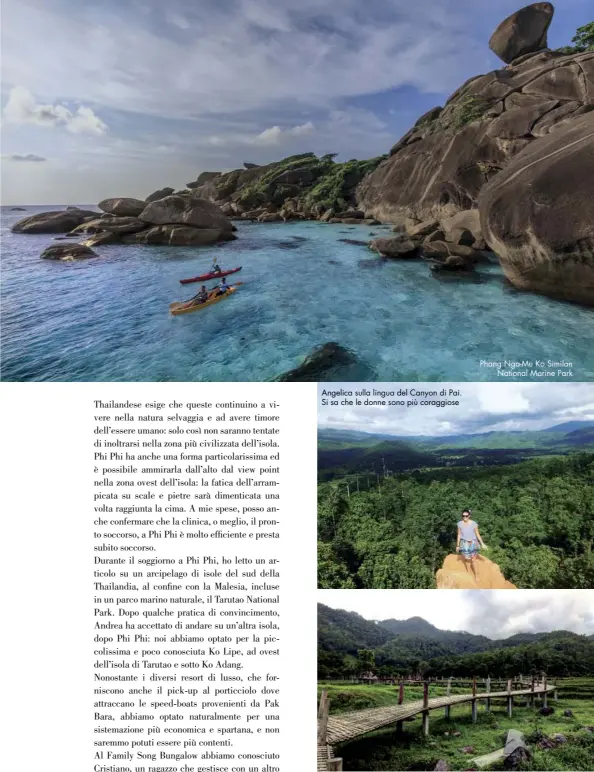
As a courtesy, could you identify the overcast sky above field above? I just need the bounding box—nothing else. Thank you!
[318,590,594,639]
[1,0,592,204]
[318,383,594,437]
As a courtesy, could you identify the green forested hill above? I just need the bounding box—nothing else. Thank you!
[318,423,594,481]
[318,604,594,679]
[318,603,394,654]
[318,453,594,589]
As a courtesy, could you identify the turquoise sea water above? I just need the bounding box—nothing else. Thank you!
[1,206,593,382]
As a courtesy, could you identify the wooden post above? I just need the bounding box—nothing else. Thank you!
[317,690,330,744]
[471,676,477,722]
[531,676,536,709]
[396,681,404,734]
[554,688,558,702]
[444,677,451,719]
[422,681,430,736]
[543,674,548,708]
[507,678,512,718]
[486,677,491,712]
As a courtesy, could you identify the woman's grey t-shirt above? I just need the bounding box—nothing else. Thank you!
[458,519,478,541]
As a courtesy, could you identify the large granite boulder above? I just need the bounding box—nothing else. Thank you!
[80,232,120,247]
[145,187,175,203]
[98,197,146,217]
[489,3,554,64]
[123,225,236,246]
[369,236,418,258]
[69,216,147,235]
[479,111,594,306]
[275,343,359,381]
[196,172,221,185]
[40,243,97,260]
[356,6,593,227]
[138,195,234,232]
[441,209,485,248]
[11,208,98,234]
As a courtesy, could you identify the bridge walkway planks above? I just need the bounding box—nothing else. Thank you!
[325,686,555,745]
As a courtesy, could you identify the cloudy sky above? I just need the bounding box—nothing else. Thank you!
[318,590,594,639]
[318,382,594,437]
[1,0,591,204]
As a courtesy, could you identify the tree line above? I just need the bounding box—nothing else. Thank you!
[319,634,594,681]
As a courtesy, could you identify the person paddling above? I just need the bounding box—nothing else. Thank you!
[456,509,486,583]
[211,259,222,274]
[189,284,210,306]
[215,277,230,296]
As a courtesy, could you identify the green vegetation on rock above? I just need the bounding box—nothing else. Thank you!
[450,95,492,129]
[206,151,385,212]
[557,21,594,54]
[303,156,386,211]
[232,152,322,206]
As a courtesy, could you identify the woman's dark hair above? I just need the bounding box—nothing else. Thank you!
[462,509,472,515]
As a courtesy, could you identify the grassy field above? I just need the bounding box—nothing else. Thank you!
[318,680,594,771]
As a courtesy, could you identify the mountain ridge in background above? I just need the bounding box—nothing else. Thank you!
[318,421,594,480]
[317,603,594,677]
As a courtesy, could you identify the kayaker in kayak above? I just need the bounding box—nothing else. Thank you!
[215,277,230,296]
[190,285,210,305]
[211,259,222,274]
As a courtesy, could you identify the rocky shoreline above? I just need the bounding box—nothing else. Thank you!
[10,3,594,306]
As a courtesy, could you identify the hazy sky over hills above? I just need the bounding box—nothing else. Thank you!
[318,383,594,436]
[1,0,592,203]
[318,590,594,638]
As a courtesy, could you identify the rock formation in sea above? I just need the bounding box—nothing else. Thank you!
[145,187,175,203]
[356,3,594,304]
[12,196,236,257]
[11,208,98,234]
[275,342,366,381]
[186,152,386,224]
[479,111,594,305]
[40,243,97,261]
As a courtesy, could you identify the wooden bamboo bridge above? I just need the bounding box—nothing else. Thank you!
[317,676,556,771]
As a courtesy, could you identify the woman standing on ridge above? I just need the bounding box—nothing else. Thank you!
[456,509,486,583]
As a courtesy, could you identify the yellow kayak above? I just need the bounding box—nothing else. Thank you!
[170,285,239,316]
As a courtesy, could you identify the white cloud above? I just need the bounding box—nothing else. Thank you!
[318,383,594,436]
[66,105,108,135]
[318,590,594,639]
[255,121,315,144]
[0,0,484,120]
[3,86,108,135]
